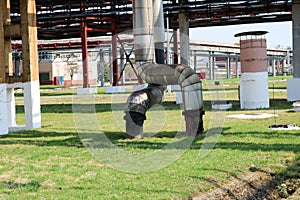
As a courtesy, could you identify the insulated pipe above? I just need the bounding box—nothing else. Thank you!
[153,0,165,64]
[125,0,156,138]
[126,0,204,138]
[133,0,154,63]
[124,84,165,138]
[126,63,204,137]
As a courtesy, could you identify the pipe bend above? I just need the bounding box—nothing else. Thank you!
[125,84,165,116]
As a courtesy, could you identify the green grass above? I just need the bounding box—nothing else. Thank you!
[0,76,299,199]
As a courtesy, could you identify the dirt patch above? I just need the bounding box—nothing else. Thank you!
[193,170,281,200]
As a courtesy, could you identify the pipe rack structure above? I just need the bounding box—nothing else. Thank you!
[9,0,292,40]
[7,0,294,88]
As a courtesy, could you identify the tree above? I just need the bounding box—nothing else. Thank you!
[66,62,79,85]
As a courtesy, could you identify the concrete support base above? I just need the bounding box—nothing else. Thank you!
[3,81,41,132]
[240,72,269,109]
[77,87,97,95]
[105,86,125,94]
[287,78,300,101]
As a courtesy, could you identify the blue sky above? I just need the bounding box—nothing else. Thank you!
[190,21,292,49]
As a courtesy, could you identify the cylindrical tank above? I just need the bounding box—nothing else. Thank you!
[235,31,269,109]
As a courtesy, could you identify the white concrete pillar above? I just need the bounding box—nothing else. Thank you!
[287,1,300,101]
[0,84,8,135]
[6,87,16,127]
[272,57,276,77]
[23,81,41,129]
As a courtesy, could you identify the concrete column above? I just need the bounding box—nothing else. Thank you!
[0,84,8,135]
[99,49,105,87]
[179,9,190,66]
[287,1,300,101]
[193,53,197,71]
[292,1,300,78]
[226,54,231,79]
[6,88,16,127]
[277,58,282,75]
[108,48,113,85]
[211,52,215,80]
[23,81,41,129]
[272,57,276,77]
[235,57,239,77]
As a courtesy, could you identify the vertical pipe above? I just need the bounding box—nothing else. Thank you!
[292,1,300,78]
[173,29,179,64]
[112,19,119,86]
[212,52,215,80]
[179,9,190,66]
[81,3,89,88]
[133,0,154,63]
[226,54,231,79]
[153,0,165,64]
[208,51,212,80]
[166,11,170,64]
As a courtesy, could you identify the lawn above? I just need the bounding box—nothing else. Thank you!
[0,76,299,199]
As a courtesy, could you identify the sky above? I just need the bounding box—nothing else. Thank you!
[189,21,292,49]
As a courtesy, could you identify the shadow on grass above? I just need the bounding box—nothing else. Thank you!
[0,130,84,148]
[15,101,182,114]
[2,129,299,155]
[0,181,40,191]
[14,98,292,115]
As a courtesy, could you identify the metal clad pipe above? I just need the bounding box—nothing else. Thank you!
[133,0,154,62]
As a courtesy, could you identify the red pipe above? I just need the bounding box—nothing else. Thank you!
[173,29,179,64]
[81,4,89,88]
[112,18,119,86]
